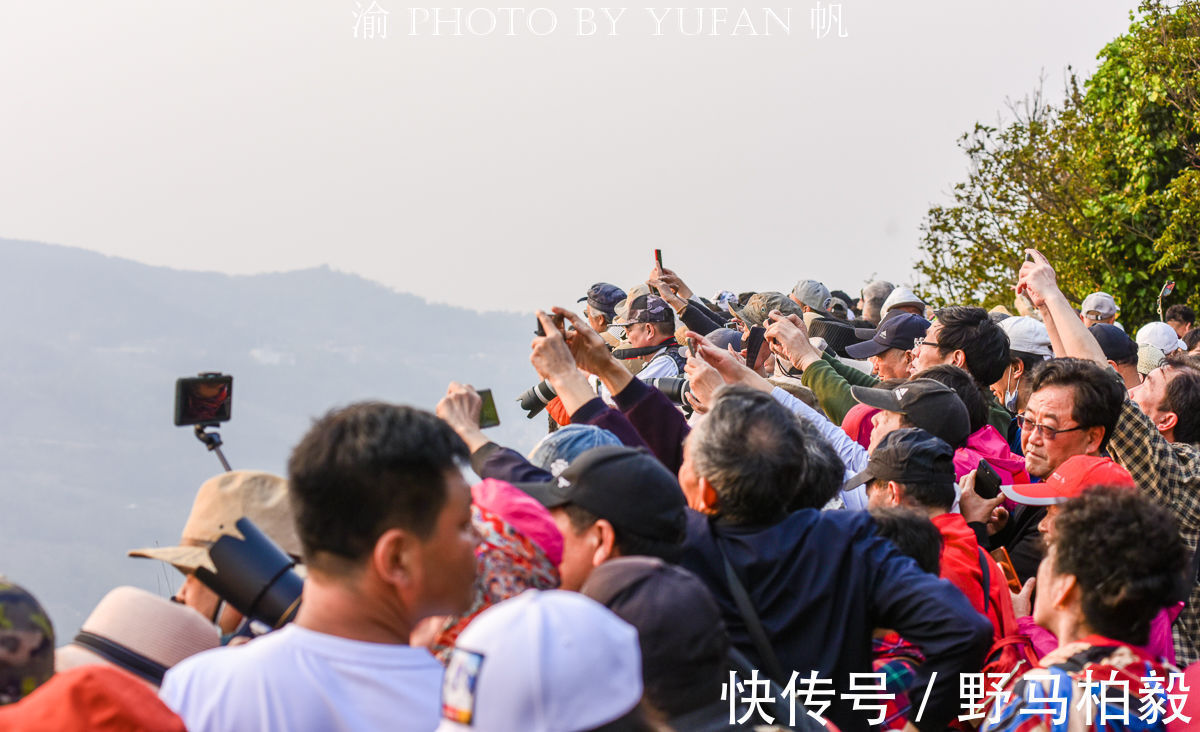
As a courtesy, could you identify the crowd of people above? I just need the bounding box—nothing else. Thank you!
[2,250,1200,731]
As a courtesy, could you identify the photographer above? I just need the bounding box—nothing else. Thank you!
[128,471,302,638]
[610,293,686,380]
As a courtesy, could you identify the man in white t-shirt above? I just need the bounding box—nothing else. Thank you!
[160,403,479,732]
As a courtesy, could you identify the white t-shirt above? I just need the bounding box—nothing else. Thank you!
[160,624,443,732]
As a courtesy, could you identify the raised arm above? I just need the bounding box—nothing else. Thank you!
[1016,249,1107,365]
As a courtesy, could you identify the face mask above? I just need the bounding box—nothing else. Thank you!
[1003,371,1019,412]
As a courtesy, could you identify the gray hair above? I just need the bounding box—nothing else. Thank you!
[861,280,895,323]
[688,386,807,525]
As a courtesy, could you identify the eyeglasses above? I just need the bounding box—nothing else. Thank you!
[1015,414,1089,441]
[912,337,941,349]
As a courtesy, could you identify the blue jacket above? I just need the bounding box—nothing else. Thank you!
[681,508,992,732]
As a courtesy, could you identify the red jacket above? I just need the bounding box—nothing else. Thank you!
[0,665,186,732]
[932,512,1019,642]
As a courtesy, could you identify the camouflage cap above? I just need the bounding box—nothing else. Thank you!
[729,292,804,327]
[0,579,54,705]
[612,294,673,326]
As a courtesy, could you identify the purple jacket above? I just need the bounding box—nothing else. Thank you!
[471,378,691,482]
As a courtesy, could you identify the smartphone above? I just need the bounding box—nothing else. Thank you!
[974,459,1002,500]
[686,337,699,357]
[654,249,663,270]
[174,373,233,426]
[991,547,1024,593]
[744,326,767,368]
[477,389,501,429]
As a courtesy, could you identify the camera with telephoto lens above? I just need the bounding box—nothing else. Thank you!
[646,377,694,415]
[193,517,303,631]
[517,380,558,419]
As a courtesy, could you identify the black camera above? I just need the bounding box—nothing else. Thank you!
[193,517,303,630]
[517,380,558,419]
[646,377,693,414]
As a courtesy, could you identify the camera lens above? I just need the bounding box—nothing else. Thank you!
[516,380,558,419]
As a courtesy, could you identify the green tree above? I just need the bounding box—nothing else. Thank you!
[916,0,1200,328]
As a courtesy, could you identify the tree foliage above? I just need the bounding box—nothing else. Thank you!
[917,0,1200,327]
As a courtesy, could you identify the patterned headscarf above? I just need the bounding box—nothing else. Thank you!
[427,482,560,662]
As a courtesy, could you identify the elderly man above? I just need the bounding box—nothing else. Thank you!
[678,386,991,732]
[1019,248,1200,663]
[578,282,626,348]
[129,471,302,636]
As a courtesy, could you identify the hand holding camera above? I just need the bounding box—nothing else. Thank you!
[764,309,821,372]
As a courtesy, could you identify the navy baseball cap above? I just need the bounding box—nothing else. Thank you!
[845,312,930,359]
[578,283,627,319]
[1090,323,1137,364]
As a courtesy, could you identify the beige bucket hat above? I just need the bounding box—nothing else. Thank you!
[55,586,220,686]
[128,470,300,573]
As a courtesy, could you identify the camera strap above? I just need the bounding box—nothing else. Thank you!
[73,631,169,685]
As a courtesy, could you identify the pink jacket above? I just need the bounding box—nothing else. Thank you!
[953,425,1030,484]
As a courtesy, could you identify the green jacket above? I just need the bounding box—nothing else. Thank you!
[799,351,1015,435]
[799,352,879,426]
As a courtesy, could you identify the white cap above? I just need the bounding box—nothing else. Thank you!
[1080,292,1119,321]
[880,286,926,320]
[997,316,1053,359]
[437,590,643,732]
[1135,321,1186,355]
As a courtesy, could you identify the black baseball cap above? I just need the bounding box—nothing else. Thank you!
[578,283,627,319]
[850,378,971,448]
[517,446,686,541]
[845,312,930,359]
[1089,323,1138,364]
[844,428,955,490]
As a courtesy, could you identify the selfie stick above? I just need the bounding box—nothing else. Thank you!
[1158,280,1175,322]
[194,424,232,472]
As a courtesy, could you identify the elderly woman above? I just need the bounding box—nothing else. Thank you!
[984,486,1189,731]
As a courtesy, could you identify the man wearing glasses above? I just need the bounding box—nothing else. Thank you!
[964,357,1124,586]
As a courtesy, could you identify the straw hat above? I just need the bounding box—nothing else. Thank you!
[55,586,219,687]
[128,470,300,573]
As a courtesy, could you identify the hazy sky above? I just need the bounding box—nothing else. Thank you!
[1,1,1137,313]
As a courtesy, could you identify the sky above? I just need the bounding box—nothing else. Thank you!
[0,1,1139,314]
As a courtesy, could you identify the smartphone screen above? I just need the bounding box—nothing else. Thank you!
[654,249,663,270]
[744,326,767,368]
[477,389,501,429]
[174,374,233,426]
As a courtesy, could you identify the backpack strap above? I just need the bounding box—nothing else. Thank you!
[715,536,788,686]
[977,547,992,617]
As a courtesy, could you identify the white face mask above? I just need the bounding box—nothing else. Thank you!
[1003,371,1019,412]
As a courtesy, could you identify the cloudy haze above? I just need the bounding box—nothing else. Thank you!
[1,1,1136,312]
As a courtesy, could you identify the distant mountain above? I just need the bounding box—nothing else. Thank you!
[0,238,547,636]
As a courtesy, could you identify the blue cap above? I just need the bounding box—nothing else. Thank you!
[527,424,623,472]
[845,312,930,359]
[578,283,627,319]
